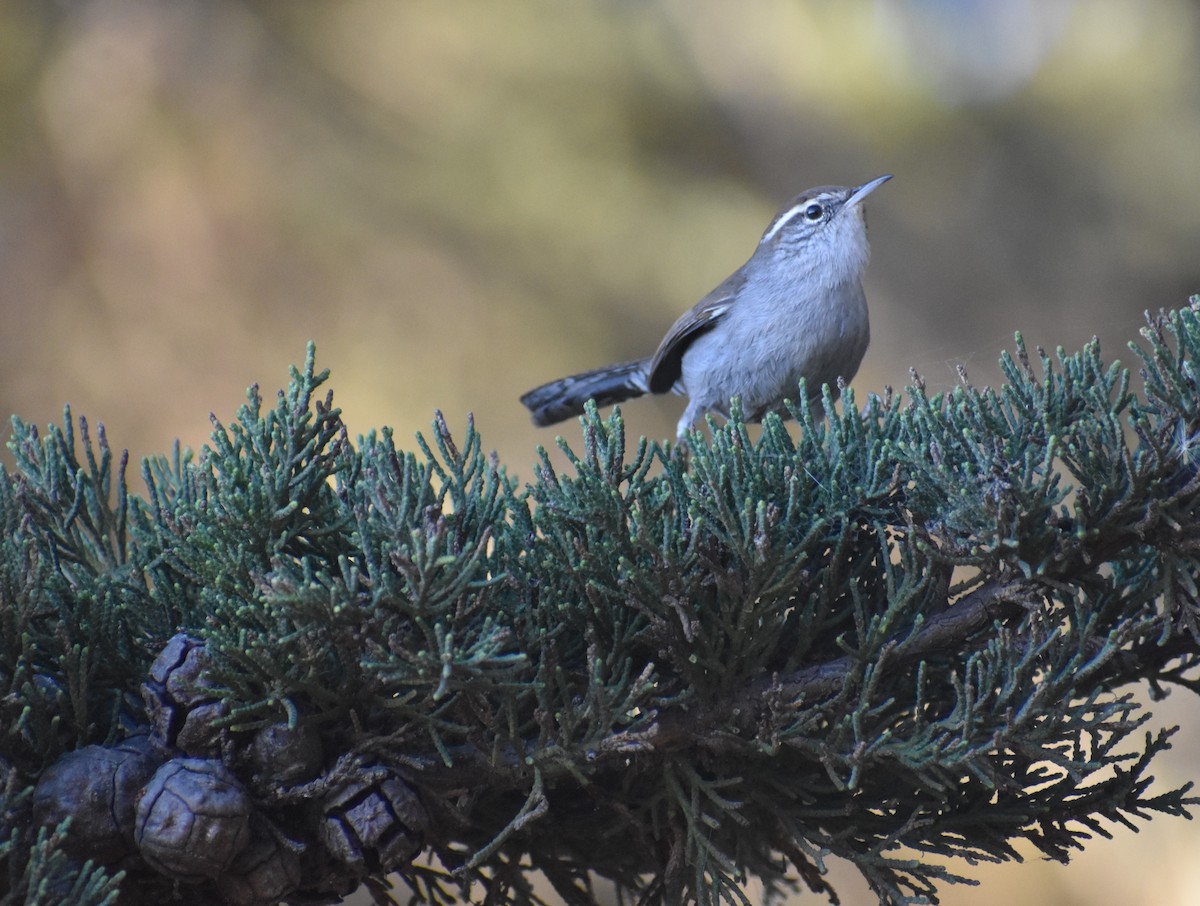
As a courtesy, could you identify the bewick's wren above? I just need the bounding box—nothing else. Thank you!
[520,175,891,441]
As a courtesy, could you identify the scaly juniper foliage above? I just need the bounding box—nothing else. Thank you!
[4,301,1200,905]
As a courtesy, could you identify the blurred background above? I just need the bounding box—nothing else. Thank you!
[2,0,1198,903]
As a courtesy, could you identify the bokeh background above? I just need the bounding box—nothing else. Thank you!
[2,1,1199,903]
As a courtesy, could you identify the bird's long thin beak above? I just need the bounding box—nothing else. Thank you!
[846,174,892,208]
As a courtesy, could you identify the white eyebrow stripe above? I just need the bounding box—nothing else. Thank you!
[761,202,811,243]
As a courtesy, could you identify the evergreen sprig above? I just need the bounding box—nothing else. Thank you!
[3,302,1200,905]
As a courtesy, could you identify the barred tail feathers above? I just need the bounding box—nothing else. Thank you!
[520,360,650,427]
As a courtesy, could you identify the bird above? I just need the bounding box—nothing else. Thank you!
[520,175,891,441]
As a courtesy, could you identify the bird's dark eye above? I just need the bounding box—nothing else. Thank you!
[805,204,824,221]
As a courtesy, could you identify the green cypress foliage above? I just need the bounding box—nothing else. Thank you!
[4,300,1200,905]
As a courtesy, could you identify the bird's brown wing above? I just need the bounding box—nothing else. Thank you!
[646,270,745,393]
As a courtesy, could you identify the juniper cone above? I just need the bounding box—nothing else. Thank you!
[521,174,891,440]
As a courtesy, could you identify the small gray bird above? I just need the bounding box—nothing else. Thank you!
[520,175,891,441]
